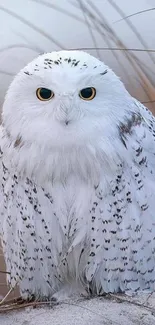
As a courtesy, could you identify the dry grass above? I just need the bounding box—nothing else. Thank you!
[0,0,155,313]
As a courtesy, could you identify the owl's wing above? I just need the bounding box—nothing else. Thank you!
[0,139,64,298]
[86,100,155,293]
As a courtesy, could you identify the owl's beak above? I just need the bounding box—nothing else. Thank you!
[58,94,73,125]
[64,120,69,125]
[60,94,73,111]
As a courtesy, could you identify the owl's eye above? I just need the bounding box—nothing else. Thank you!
[79,87,96,101]
[36,88,54,101]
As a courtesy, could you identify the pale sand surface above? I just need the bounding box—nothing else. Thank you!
[1,293,155,325]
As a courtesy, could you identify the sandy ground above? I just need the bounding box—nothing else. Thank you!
[1,293,155,325]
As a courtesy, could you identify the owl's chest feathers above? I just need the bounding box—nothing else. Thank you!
[48,179,94,224]
[1,122,124,185]
[3,136,123,216]
[2,140,123,261]
[4,144,100,184]
[4,136,123,187]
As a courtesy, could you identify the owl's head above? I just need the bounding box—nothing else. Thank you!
[2,50,135,151]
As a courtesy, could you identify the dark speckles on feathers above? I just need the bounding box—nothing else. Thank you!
[61,57,81,66]
[100,69,108,75]
[139,156,147,166]
[74,60,80,66]
[120,113,142,135]
[24,71,32,76]
[0,147,3,156]
[89,252,95,257]
[44,58,53,62]
[14,136,23,149]
[118,113,142,148]
[136,147,143,156]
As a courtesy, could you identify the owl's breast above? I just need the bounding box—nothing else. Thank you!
[47,177,94,230]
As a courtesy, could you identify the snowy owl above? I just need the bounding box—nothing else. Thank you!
[0,50,155,301]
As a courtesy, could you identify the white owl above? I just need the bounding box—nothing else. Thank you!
[0,50,155,301]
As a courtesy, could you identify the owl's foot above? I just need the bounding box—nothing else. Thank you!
[51,283,88,302]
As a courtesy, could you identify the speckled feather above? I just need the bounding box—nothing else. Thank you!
[1,50,155,300]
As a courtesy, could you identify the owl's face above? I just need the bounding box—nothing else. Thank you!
[2,50,133,150]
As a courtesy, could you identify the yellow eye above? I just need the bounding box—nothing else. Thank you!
[36,88,54,101]
[79,87,96,101]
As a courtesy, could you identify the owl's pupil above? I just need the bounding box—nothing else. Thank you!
[80,88,93,98]
[40,88,52,99]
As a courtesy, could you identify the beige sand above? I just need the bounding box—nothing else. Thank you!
[1,293,155,325]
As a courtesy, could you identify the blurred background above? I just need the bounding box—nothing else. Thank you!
[0,0,155,112]
[0,0,155,305]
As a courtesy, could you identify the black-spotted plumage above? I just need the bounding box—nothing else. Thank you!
[0,50,155,300]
